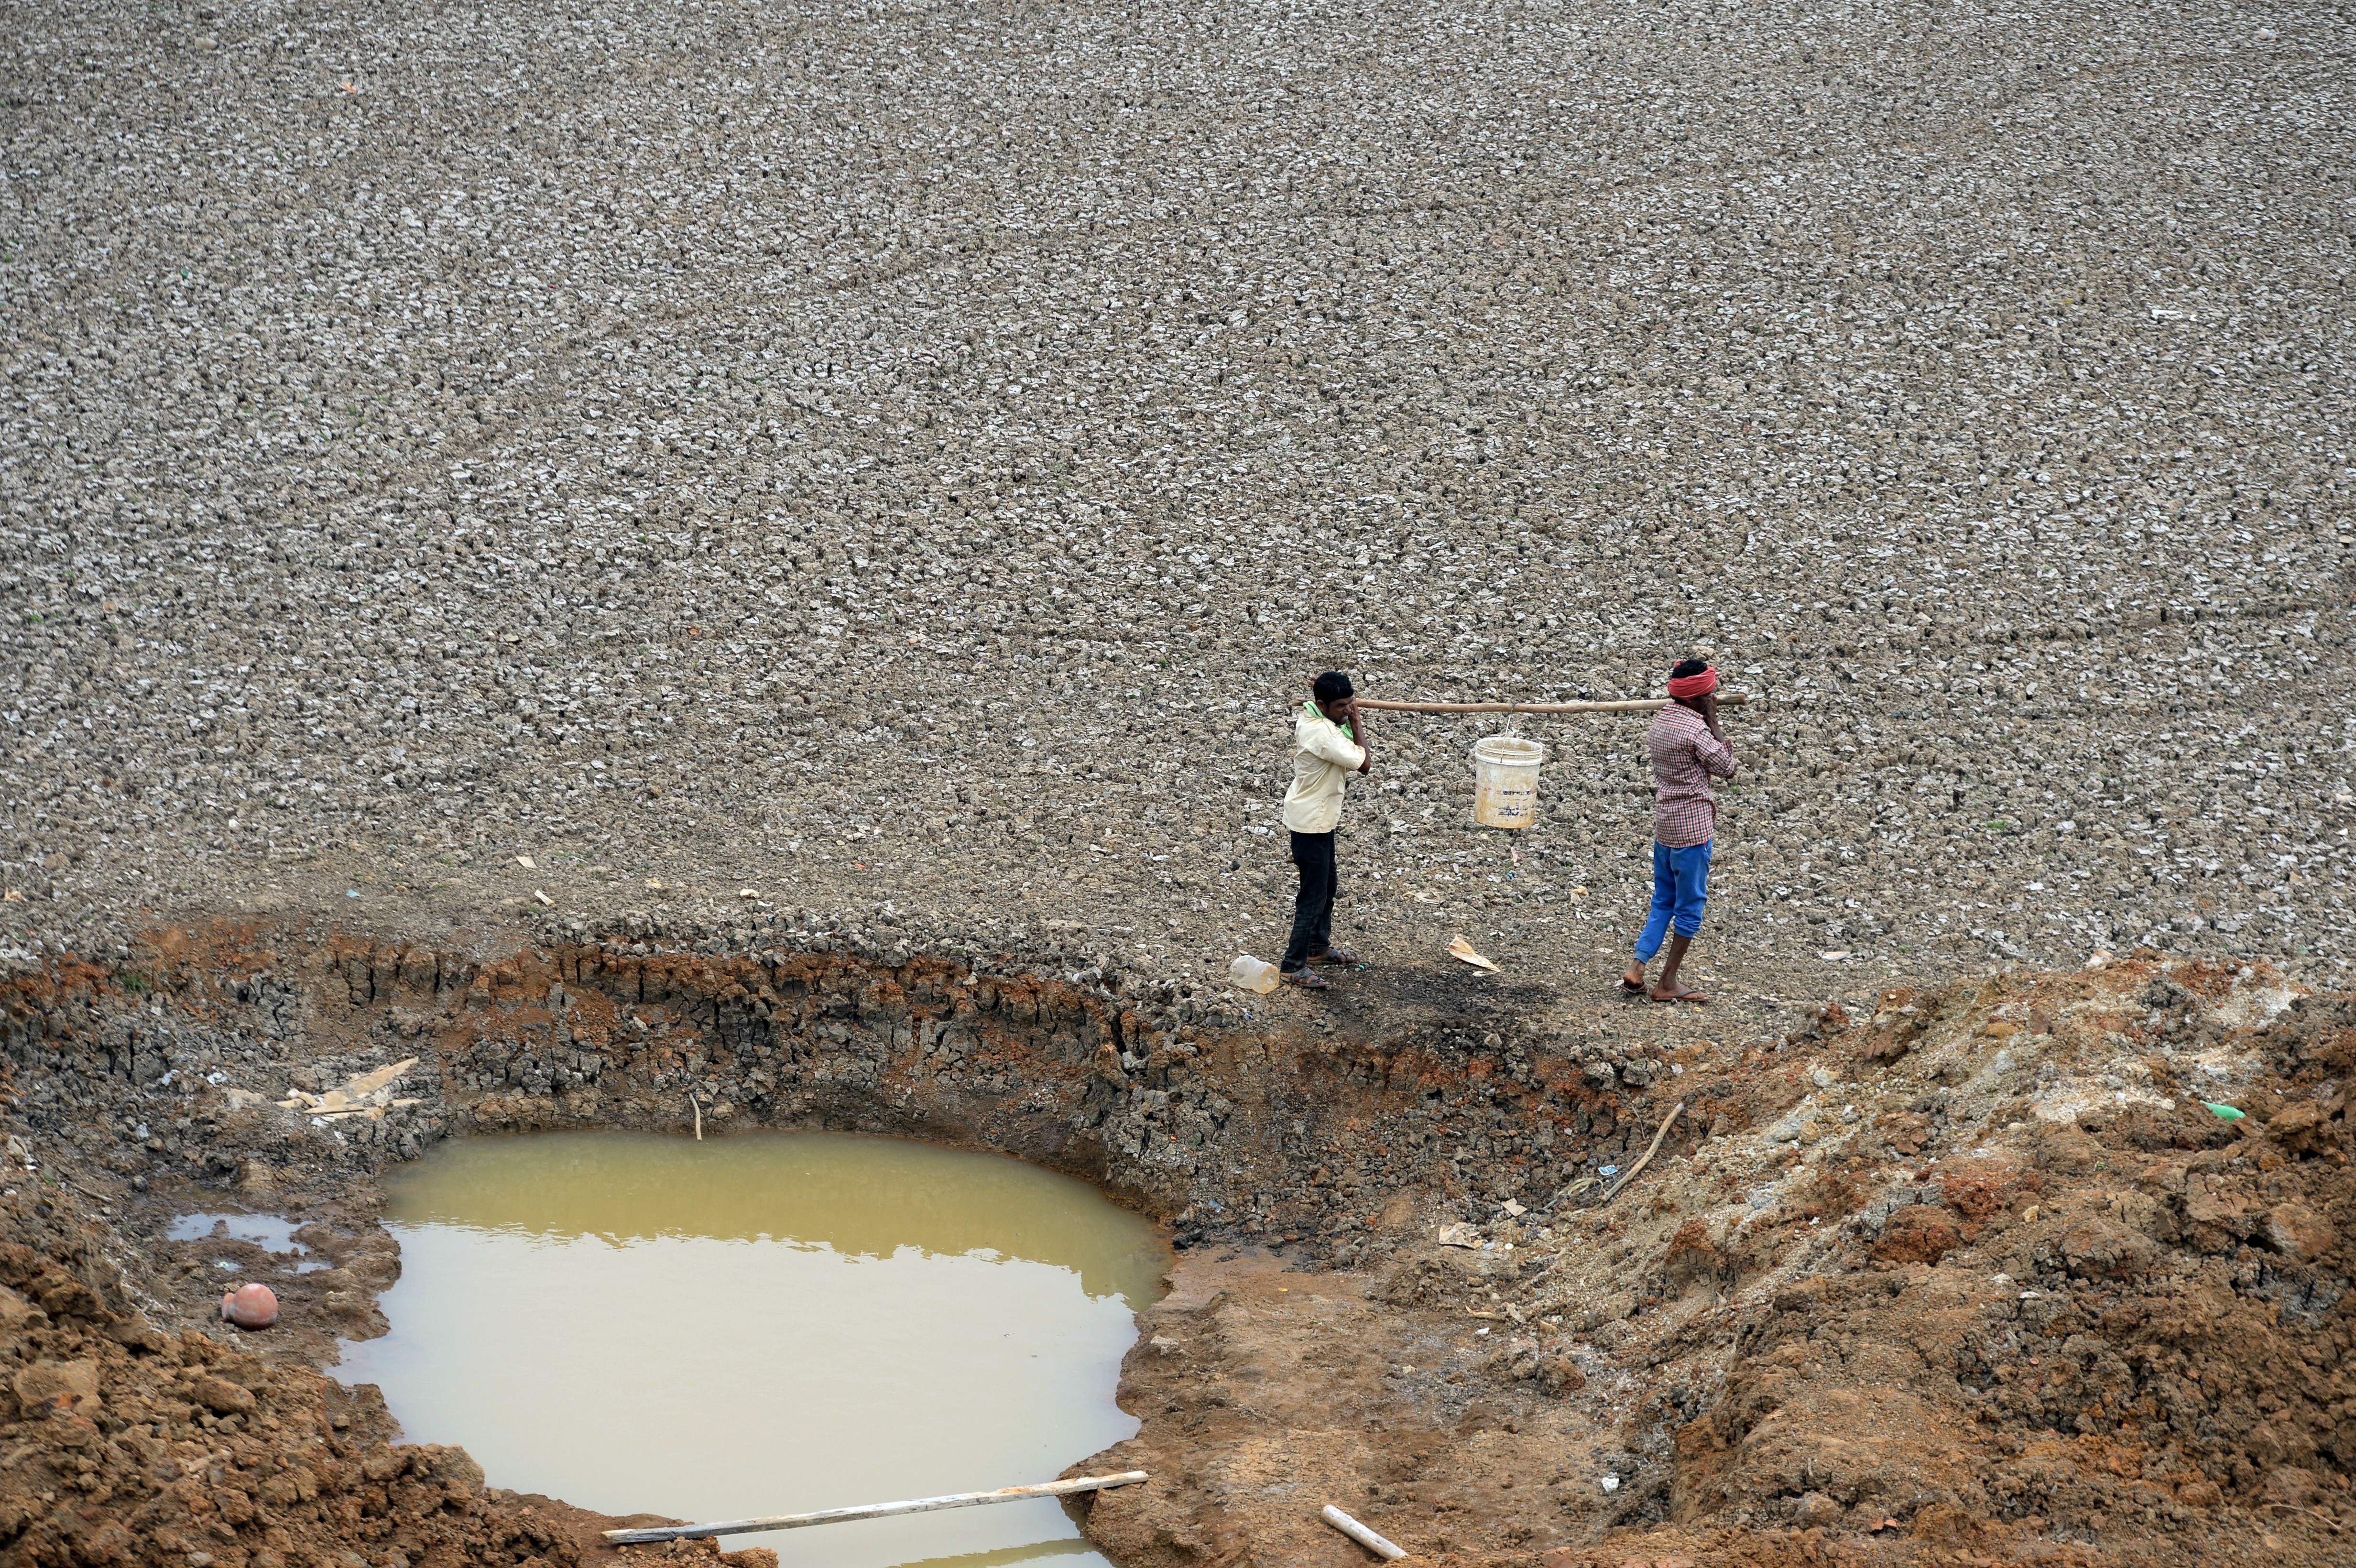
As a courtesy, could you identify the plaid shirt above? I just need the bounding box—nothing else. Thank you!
[1647,703,1736,848]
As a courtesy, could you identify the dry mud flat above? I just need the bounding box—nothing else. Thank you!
[0,923,2347,1567]
[4,0,2356,1000]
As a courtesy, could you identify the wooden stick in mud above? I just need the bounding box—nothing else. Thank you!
[1321,1503,1409,1560]
[1599,1100,1686,1206]
[602,1471,1150,1545]
[1353,694,1749,715]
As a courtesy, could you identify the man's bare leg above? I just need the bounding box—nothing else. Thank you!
[1652,933,1708,1002]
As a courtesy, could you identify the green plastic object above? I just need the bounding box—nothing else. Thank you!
[2203,1102,2245,1121]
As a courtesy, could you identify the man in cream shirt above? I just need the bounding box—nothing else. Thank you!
[1278,671,1371,989]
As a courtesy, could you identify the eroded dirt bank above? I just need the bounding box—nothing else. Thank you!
[0,921,2347,1566]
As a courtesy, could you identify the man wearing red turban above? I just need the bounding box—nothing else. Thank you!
[1620,658,1735,1004]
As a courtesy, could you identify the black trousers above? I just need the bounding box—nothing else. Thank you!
[1282,830,1338,971]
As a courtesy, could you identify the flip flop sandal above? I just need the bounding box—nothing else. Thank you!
[1615,979,1648,1002]
[1284,969,1332,990]
[1649,988,1710,1005]
[1309,950,1362,968]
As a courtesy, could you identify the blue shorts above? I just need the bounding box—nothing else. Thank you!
[1635,839,1712,961]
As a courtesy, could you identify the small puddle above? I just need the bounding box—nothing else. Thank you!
[168,1213,335,1272]
[334,1132,1168,1567]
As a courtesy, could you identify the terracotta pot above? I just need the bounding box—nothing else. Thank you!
[220,1283,279,1329]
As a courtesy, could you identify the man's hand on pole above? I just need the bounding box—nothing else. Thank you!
[1345,697,1372,773]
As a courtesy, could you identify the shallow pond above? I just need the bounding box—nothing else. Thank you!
[334,1131,1167,1567]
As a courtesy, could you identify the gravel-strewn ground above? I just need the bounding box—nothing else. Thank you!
[4,0,2352,997]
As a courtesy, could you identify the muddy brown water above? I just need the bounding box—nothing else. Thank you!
[333,1132,1169,1567]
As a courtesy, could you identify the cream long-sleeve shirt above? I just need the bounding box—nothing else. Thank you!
[1280,701,1367,834]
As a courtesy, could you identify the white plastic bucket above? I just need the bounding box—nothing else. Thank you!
[1470,736,1546,829]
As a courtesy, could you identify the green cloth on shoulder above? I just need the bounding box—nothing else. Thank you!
[1302,698,1353,739]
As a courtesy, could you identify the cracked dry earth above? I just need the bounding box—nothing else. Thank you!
[0,921,2348,1567]
[2,0,2354,1011]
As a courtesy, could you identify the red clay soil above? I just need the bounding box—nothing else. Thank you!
[0,1181,578,1568]
[1084,960,2355,1566]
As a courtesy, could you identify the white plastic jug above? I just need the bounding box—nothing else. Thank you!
[1227,955,1279,994]
[1471,736,1546,829]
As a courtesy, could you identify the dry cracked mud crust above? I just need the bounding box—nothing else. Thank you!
[5,0,2356,1008]
[0,921,2346,1567]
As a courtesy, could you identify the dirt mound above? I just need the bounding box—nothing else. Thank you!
[1095,957,2350,1567]
[0,1198,584,1568]
[1680,977,2353,1550]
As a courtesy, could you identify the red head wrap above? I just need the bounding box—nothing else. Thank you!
[1666,665,1718,701]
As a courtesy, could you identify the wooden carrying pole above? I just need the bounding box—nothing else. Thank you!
[602,1471,1149,1545]
[1352,693,1748,716]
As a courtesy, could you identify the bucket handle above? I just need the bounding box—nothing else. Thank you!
[1463,707,1527,741]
